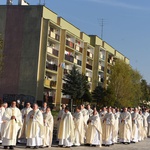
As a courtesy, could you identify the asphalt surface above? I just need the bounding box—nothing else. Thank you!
[0,138,150,150]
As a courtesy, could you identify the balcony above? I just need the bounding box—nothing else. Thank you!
[108,58,113,64]
[47,47,59,57]
[49,31,60,41]
[86,64,92,70]
[46,64,57,71]
[86,76,92,82]
[88,77,92,82]
[77,60,82,66]
[65,54,74,63]
[100,54,105,60]
[75,45,83,53]
[87,51,93,58]
[66,40,74,48]
[99,78,104,83]
[107,69,111,74]
[74,58,82,66]
[99,66,105,71]
[44,79,57,88]
[64,69,69,75]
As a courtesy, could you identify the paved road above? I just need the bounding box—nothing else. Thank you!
[0,138,150,150]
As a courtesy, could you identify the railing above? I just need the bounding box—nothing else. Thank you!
[101,66,105,71]
[99,78,104,83]
[44,79,57,88]
[87,51,93,58]
[86,64,92,70]
[108,58,113,64]
[65,54,74,63]
[107,69,111,74]
[49,31,60,41]
[64,69,69,75]
[46,64,57,71]
[53,49,59,57]
[77,60,82,66]
[66,40,74,48]
[47,47,59,57]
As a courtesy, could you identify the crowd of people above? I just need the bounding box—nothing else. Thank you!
[0,100,150,149]
[57,104,150,147]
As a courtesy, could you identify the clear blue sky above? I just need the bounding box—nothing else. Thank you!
[1,0,150,84]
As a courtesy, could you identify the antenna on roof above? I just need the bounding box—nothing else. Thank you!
[6,0,13,5]
[43,0,46,5]
[98,18,107,40]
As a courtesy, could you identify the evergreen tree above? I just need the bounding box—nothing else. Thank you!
[92,84,108,107]
[62,65,85,104]
[81,74,92,103]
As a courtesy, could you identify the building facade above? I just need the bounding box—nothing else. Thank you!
[0,5,129,106]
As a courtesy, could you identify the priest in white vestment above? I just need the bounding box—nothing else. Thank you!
[99,107,107,138]
[112,108,119,144]
[147,113,150,137]
[2,101,22,149]
[18,102,32,143]
[0,103,5,143]
[131,108,139,143]
[86,110,102,147]
[102,107,115,146]
[58,107,74,147]
[119,107,132,144]
[143,108,149,137]
[57,104,66,140]
[43,107,54,147]
[138,110,144,141]
[73,106,84,146]
[40,102,47,114]
[87,104,93,117]
[26,103,44,149]
[81,104,89,138]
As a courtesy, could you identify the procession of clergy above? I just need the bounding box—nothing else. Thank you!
[0,101,150,149]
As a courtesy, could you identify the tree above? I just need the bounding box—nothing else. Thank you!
[92,84,105,106]
[62,65,85,105]
[81,74,92,103]
[107,59,142,108]
[140,79,150,107]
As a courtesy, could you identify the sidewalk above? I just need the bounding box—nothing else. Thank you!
[0,138,150,150]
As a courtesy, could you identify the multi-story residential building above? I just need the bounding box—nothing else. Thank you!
[0,4,129,107]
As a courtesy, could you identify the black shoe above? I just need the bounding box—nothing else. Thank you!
[33,146,39,149]
[58,145,63,147]
[9,146,14,150]
[131,141,135,143]
[26,146,30,148]
[4,146,8,149]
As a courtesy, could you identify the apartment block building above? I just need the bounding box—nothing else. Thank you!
[0,5,129,106]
